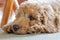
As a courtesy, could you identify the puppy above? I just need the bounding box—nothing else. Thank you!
[2,1,60,34]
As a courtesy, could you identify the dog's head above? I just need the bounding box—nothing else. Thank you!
[3,1,58,34]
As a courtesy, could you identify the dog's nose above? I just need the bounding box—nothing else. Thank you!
[13,25,19,31]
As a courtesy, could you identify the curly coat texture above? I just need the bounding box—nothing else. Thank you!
[2,1,60,34]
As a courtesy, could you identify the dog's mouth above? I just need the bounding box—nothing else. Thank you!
[2,25,14,34]
[7,29,14,34]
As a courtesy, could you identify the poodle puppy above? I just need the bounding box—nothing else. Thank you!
[2,1,60,34]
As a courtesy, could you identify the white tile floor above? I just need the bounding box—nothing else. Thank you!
[0,32,60,40]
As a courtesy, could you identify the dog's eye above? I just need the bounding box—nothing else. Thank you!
[13,25,20,31]
[29,16,35,20]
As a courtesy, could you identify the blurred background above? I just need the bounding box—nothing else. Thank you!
[0,0,5,9]
[0,0,27,25]
[0,0,5,23]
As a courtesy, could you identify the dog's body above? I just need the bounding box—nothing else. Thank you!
[2,0,60,34]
